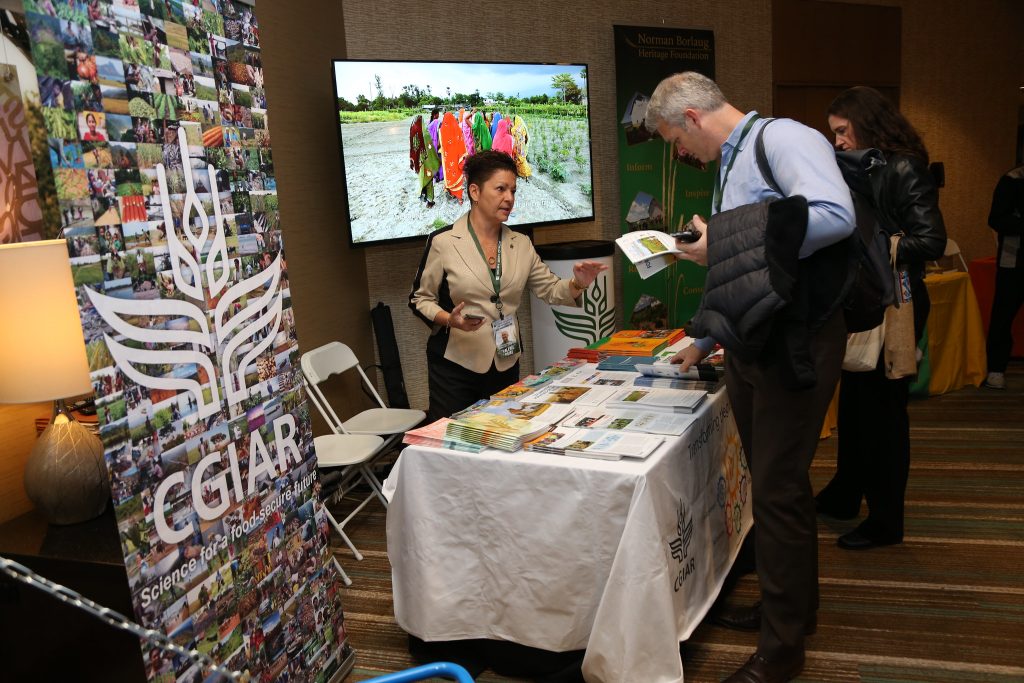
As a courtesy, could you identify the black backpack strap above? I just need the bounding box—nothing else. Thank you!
[754,117,782,196]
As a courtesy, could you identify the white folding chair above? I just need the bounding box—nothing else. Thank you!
[312,432,384,586]
[301,341,425,451]
[301,341,424,575]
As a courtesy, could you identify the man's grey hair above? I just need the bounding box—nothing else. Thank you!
[645,72,727,132]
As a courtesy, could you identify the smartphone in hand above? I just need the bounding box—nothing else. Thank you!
[463,312,485,321]
[672,217,703,243]
[672,229,702,243]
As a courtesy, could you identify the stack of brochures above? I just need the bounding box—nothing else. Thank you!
[524,428,664,460]
[632,362,724,392]
[523,426,581,455]
[445,399,575,451]
[445,412,554,452]
[403,418,486,453]
[605,387,708,413]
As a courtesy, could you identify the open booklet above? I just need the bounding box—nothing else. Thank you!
[614,230,683,279]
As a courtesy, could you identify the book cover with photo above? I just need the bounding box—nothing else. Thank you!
[563,429,664,460]
[561,408,696,436]
[607,387,708,413]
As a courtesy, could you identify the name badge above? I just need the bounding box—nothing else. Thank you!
[492,316,519,359]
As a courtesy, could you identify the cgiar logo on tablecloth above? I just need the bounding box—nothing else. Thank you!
[669,499,695,591]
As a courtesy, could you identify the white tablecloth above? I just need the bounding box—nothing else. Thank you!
[384,389,752,683]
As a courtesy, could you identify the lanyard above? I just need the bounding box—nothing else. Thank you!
[712,114,760,214]
[467,215,504,317]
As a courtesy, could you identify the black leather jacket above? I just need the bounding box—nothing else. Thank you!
[871,153,947,278]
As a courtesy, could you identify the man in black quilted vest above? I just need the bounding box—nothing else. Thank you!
[645,72,855,683]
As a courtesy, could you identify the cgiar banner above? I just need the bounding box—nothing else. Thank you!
[17,1,352,681]
[613,25,715,330]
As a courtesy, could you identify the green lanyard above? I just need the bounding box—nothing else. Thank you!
[712,114,760,214]
[467,215,504,317]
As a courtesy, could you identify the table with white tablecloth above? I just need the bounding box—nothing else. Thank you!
[383,389,752,683]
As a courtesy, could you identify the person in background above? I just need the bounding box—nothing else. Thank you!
[647,71,855,683]
[461,109,476,157]
[426,109,444,185]
[409,113,440,208]
[472,110,492,153]
[409,150,607,422]
[510,115,532,178]
[982,163,1024,390]
[491,117,514,157]
[816,86,947,551]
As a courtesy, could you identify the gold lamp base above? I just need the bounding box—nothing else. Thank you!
[23,401,109,525]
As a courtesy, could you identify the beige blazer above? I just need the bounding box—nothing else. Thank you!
[410,213,579,373]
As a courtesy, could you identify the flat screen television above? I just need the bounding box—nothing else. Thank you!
[331,59,595,247]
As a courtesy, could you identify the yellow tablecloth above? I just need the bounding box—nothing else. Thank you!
[922,271,986,395]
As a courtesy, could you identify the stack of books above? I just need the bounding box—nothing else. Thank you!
[443,399,575,451]
[596,329,685,356]
[445,412,553,452]
[523,426,581,455]
[403,418,486,453]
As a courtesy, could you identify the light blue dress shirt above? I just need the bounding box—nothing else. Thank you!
[693,111,855,353]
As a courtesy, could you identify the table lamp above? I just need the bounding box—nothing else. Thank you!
[0,239,108,524]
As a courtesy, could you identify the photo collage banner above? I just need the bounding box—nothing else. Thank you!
[613,25,715,329]
[15,1,352,681]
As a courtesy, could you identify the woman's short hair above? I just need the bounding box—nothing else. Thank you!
[827,86,928,162]
[464,150,517,194]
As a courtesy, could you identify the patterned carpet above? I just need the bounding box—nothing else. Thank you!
[331,364,1024,682]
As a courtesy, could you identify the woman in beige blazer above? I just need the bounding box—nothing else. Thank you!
[410,150,608,420]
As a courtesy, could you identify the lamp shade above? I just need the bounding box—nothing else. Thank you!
[0,239,93,403]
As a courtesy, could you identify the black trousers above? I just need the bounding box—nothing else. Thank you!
[426,349,519,422]
[820,277,930,539]
[724,310,846,659]
[987,265,1024,373]
[825,366,911,540]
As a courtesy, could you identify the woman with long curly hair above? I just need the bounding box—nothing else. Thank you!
[816,86,947,549]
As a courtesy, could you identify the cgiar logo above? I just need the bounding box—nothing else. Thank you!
[551,273,616,344]
[669,498,696,591]
[85,126,284,419]
[84,126,297,545]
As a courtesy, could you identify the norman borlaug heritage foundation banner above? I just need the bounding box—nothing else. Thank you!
[18,1,352,681]
[613,25,715,329]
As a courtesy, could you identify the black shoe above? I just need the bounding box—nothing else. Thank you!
[837,527,902,550]
[710,602,816,635]
[722,651,805,683]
